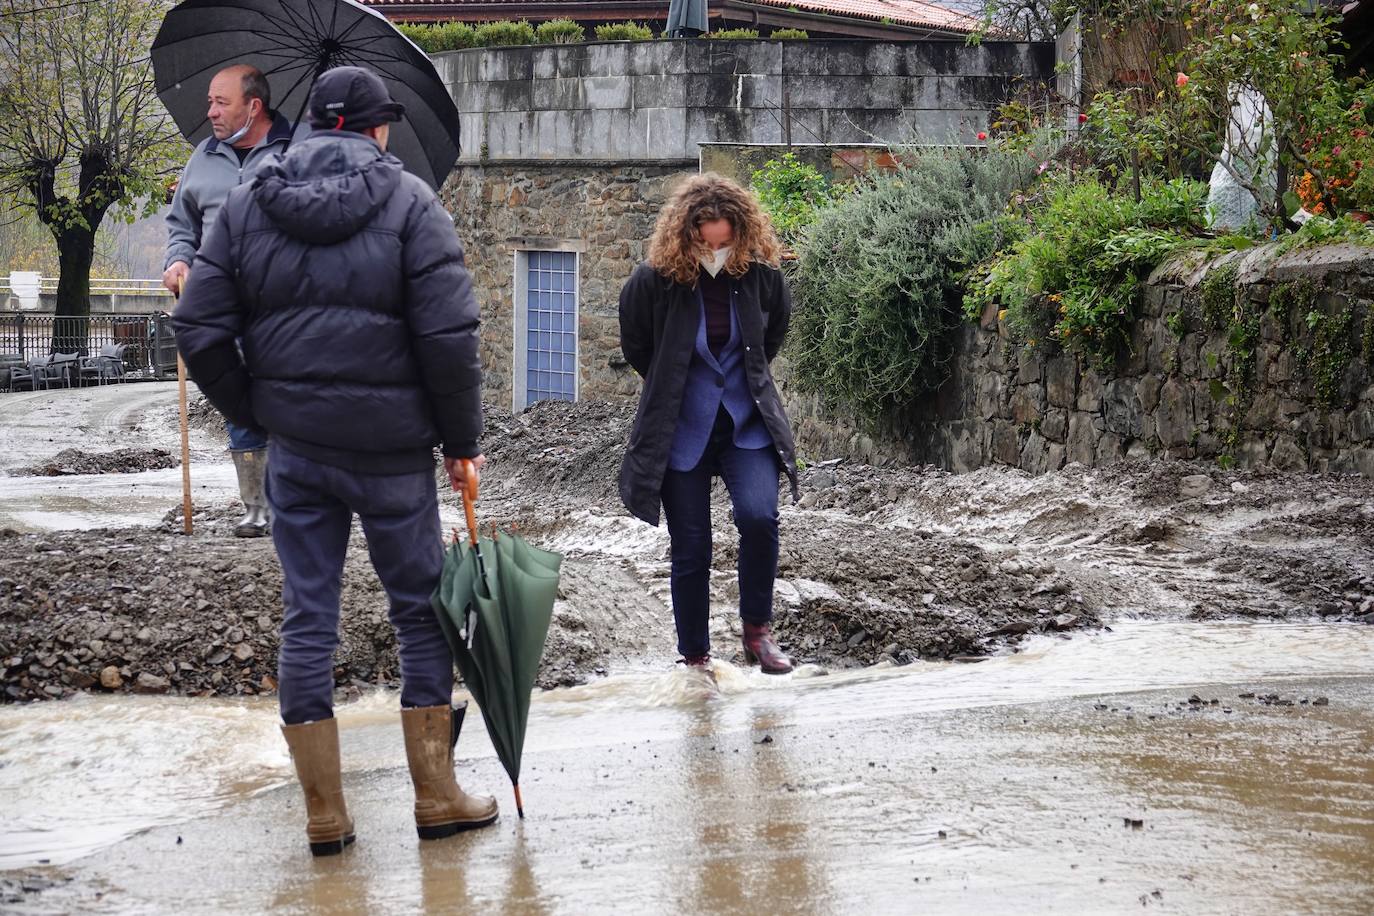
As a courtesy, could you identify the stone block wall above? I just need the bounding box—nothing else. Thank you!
[786,243,1374,476]
[435,39,1053,163]
[442,163,688,409]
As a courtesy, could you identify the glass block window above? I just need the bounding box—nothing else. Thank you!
[516,249,578,409]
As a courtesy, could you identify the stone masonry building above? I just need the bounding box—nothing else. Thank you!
[433,38,1054,411]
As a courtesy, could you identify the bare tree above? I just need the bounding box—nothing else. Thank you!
[0,0,182,351]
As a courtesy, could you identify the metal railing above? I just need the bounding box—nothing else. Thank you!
[0,277,166,296]
[0,311,178,383]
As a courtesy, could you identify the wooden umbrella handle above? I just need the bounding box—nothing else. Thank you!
[460,458,479,546]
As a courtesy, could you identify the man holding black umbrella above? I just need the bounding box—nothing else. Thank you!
[173,66,498,857]
[162,64,295,539]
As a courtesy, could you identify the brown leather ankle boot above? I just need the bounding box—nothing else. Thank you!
[401,704,498,839]
[281,717,356,856]
[742,621,793,674]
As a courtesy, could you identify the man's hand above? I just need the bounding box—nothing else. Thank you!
[162,261,190,295]
[444,454,486,494]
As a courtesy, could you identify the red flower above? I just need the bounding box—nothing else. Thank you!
[1175,72,1189,87]
[1078,112,1088,124]
[977,131,988,141]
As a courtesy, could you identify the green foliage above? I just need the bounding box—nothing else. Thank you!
[788,149,1033,427]
[770,28,809,40]
[966,176,1209,366]
[534,19,585,43]
[750,154,844,245]
[1303,306,1357,410]
[397,21,478,51]
[474,20,536,47]
[0,0,183,325]
[708,28,760,39]
[594,22,654,41]
[1199,261,1239,330]
[1273,214,1374,255]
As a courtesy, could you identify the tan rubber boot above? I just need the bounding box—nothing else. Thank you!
[281,718,356,856]
[401,705,498,839]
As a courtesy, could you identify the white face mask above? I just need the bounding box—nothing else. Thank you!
[222,102,259,146]
[700,246,732,278]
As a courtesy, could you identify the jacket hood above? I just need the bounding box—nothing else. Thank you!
[253,133,402,244]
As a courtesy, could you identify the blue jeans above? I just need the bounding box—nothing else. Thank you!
[660,410,781,659]
[227,420,268,451]
[266,444,453,724]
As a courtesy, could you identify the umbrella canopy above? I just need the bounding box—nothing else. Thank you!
[151,0,461,189]
[666,0,709,37]
[431,478,561,817]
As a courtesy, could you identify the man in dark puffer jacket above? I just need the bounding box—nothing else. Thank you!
[174,67,497,857]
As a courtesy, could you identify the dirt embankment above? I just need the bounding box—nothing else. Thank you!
[3,398,1373,703]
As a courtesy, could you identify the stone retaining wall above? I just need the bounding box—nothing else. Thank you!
[785,243,1374,476]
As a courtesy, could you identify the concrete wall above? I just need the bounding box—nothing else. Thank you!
[437,39,1054,163]
[785,244,1374,476]
[3,293,173,315]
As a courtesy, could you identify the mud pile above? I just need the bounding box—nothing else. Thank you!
[12,448,179,477]
[3,397,1373,702]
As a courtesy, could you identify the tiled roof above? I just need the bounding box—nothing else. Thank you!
[359,0,981,34]
[742,0,980,32]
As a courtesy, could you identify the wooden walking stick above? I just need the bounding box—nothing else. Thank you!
[175,278,192,535]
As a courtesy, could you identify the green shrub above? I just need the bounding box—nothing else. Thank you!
[708,28,760,39]
[769,28,808,39]
[594,22,653,41]
[398,22,478,52]
[474,20,536,46]
[788,148,1032,426]
[750,153,844,245]
[534,19,585,44]
[966,176,1209,366]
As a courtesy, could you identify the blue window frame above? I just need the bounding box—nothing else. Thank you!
[520,250,577,408]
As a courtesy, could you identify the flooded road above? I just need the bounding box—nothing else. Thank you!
[4,621,1373,914]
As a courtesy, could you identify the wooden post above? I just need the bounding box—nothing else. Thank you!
[174,279,192,535]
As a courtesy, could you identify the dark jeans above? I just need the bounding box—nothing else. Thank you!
[267,444,453,724]
[227,419,268,451]
[660,409,781,659]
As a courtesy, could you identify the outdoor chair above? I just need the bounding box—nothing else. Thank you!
[79,344,128,385]
[0,354,22,392]
[38,352,79,389]
[9,355,53,392]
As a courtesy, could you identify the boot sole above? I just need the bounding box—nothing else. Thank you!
[234,528,269,538]
[309,833,356,857]
[416,812,499,840]
[742,648,793,675]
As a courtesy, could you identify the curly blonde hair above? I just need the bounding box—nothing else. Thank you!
[647,173,782,286]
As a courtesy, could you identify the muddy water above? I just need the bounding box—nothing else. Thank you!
[4,621,1374,914]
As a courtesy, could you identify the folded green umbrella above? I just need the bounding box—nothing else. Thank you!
[431,468,562,818]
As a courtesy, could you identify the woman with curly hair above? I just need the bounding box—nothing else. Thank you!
[618,173,799,675]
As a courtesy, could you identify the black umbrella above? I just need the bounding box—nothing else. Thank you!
[151,0,461,189]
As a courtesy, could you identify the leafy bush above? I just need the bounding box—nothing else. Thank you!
[474,20,536,46]
[397,22,478,52]
[770,28,808,39]
[966,176,1210,366]
[594,22,653,41]
[787,149,1033,426]
[534,19,585,44]
[708,28,760,39]
[750,153,844,245]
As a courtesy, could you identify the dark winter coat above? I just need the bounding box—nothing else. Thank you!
[172,132,482,474]
[617,261,800,525]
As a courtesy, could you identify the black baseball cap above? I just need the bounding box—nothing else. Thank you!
[307,66,405,132]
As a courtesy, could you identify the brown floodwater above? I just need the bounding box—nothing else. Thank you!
[3,621,1374,914]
